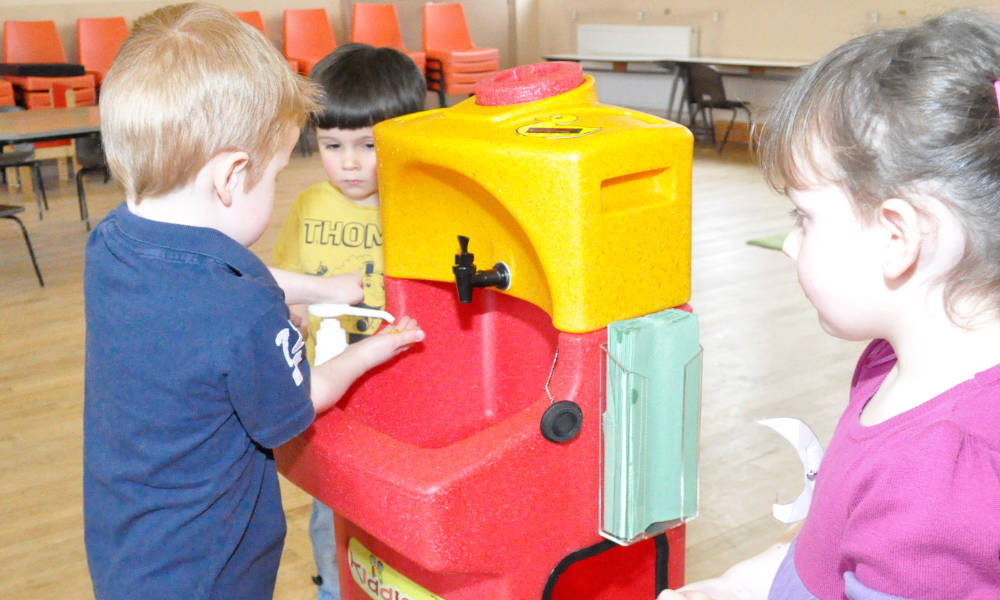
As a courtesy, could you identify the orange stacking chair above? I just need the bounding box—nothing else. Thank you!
[350,3,425,71]
[283,9,337,76]
[422,2,498,106]
[235,11,299,72]
[3,20,96,181]
[3,20,97,109]
[77,17,130,90]
[234,10,267,33]
[0,80,14,106]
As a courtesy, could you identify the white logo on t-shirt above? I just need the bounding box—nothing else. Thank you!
[275,322,305,386]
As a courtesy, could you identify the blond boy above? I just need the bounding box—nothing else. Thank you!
[83,5,422,599]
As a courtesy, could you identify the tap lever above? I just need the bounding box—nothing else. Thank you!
[455,235,474,266]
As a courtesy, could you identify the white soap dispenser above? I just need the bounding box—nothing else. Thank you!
[308,303,396,365]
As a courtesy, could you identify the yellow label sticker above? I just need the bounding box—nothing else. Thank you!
[348,538,446,600]
[516,114,600,139]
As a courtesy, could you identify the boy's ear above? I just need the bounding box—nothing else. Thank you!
[878,198,922,281]
[211,151,250,207]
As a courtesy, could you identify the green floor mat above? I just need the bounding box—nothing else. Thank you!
[747,233,787,250]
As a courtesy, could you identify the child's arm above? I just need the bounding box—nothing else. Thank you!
[309,316,424,413]
[657,541,791,600]
[269,267,364,306]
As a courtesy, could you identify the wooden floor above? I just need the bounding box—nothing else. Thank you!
[0,144,862,598]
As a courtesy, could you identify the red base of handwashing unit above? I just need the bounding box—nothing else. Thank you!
[277,277,686,598]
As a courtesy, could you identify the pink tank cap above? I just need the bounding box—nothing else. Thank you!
[474,61,584,106]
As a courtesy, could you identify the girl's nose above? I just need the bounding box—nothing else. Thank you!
[782,230,801,259]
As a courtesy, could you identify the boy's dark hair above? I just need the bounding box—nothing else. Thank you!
[309,43,426,129]
[759,10,1000,318]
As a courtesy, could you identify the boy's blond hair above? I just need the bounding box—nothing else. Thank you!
[100,3,320,201]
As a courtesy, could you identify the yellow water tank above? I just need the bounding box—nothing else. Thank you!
[375,63,693,333]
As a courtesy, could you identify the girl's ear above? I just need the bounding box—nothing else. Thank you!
[210,151,250,207]
[878,198,922,281]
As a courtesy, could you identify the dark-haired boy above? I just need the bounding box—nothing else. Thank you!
[271,43,426,600]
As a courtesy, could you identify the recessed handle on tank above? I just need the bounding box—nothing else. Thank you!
[452,235,511,303]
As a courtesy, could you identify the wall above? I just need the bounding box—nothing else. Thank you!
[535,0,1000,61]
[533,1,1000,117]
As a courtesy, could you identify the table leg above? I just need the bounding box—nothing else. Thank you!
[666,64,690,123]
[5,166,18,189]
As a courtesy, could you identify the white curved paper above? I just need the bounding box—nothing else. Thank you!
[758,417,824,523]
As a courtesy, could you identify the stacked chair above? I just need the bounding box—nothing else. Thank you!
[283,8,337,76]
[350,3,425,72]
[422,2,498,107]
[3,20,98,182]
[76,17,130,92]
[0,80,14,106]
[234,9,267,34]
[3,20,96,109]
[234,11,300,71]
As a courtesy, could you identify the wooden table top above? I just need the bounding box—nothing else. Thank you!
[544,53,811,69]
[0,105,101,144]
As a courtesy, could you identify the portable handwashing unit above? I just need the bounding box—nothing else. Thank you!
[277,61,700,599]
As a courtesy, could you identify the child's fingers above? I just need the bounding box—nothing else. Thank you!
[353,326,423,368]
[381,315,421,335]
[388,327,424,348]
[392,315,419,331]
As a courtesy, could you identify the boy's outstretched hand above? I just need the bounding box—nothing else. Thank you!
[344,316,424,371]
[309,316,424,413]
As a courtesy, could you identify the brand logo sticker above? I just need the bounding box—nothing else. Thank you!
[348,538,445,600]
[516,114,600,139]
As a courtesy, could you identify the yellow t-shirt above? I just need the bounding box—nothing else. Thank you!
[273,181,384,364]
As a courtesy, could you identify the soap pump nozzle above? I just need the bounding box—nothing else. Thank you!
[452,235,511,303]
[308,304,395,365]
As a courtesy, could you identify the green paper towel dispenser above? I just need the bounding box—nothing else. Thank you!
[602,308,701,545]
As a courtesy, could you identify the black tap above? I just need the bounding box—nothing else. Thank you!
[453,235,511,303]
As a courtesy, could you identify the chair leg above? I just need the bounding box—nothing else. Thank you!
[719,110,738,154]
[705,107,717,148]
[426,60,447,108]
[76,168,92,231]
[31,163,47,219]
[5,214,44,286]
[744,108,755,154]
[436,74,447,108]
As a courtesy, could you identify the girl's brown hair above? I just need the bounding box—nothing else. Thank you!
[759,11,1000,318]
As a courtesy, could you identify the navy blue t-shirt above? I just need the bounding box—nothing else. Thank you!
[83,204,315,599]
